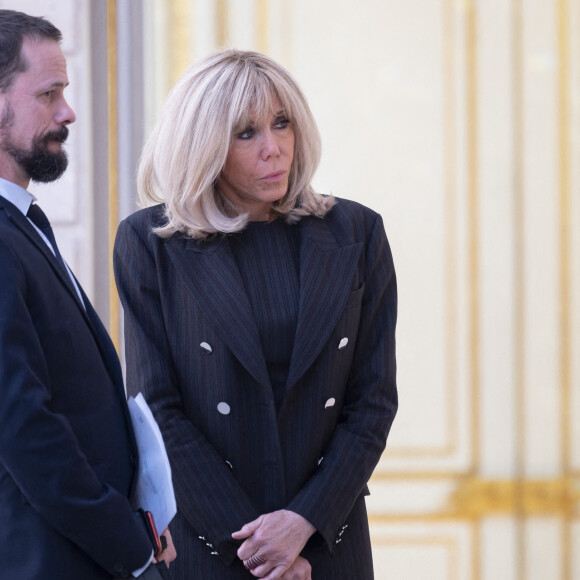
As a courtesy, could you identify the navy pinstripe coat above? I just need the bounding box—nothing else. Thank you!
[114,197,398,579]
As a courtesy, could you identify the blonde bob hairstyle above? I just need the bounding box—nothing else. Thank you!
[138,49,335,239]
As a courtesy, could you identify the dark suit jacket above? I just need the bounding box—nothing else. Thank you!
[0,195,153,579]
[114,197,397,579]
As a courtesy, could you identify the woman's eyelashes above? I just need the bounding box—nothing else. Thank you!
[275,116,290,128]
[237,127,255,140]
[236,118,291,140]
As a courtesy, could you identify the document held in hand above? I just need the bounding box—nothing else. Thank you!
[128,393,177,534]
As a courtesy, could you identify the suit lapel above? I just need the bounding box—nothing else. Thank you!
[165,217,362,392]
[166,234,271,388]
[286,217,363,390]
[78,284,138,457]
[1,198,126,391]
[77,283,124,388]
[3,199,86,313]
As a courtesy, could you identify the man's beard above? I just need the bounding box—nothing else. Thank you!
[0,104,69,183]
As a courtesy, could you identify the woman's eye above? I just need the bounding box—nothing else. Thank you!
[237,128,254,139]
[274,118,290,129]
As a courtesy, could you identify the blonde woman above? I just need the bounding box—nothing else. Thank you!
[114,49,397,580]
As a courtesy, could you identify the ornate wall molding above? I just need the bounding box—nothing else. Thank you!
[449,477,580,518]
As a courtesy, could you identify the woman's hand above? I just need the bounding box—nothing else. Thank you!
[281,556,312,580]
[232,509,315,578]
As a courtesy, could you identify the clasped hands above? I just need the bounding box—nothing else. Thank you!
[232,509,315,580]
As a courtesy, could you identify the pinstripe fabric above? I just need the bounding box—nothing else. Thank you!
[230,220,299,410]
[114,197,398,579]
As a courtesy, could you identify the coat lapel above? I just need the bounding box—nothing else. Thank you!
[1,197,127,395]
[164,215,361,393]
[2,199,86,313]
[78,283,125,388]
[286,217,363,390]
[166,234,271,388]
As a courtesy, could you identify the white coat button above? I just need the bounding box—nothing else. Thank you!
[200,342,212,353]
[338,337,349,350]
[217,402,231,415]
[325,398,336,409]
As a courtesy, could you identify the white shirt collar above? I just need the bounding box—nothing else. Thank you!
[0,177,37,216]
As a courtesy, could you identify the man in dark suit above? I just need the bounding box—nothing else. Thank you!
[0,10,175,579]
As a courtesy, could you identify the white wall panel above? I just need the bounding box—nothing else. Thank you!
[525,518,563,580]
[522,0,562,478]
[481,518,517,580]
[477,0,517,479]
[286,0,475,473]
[371,523,472,580]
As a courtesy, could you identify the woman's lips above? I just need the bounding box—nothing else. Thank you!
[261,170,286,182]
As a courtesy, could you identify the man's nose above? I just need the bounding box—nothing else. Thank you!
[56,97,76,125]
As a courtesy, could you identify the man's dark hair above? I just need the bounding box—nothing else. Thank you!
[0,10,62,93]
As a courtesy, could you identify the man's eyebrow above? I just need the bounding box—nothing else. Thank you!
[39,81,69,91]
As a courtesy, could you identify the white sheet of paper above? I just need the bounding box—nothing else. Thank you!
[128,393,177,534]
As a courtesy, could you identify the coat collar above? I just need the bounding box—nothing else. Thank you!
[165,215,362,391]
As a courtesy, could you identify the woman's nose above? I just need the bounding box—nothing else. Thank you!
[261,130,281,159]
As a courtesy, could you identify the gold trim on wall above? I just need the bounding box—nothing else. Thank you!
[443,0,459,466]
[217,0,228,47]
[368,477,580,523]
[169,0,192,85]
[256,0,268,53]
[557,3,572,580]
[107,0,119,350]
[557,0,571,481]
[465,0,480,478]
[466,4,480,577]
[449,477,580,518]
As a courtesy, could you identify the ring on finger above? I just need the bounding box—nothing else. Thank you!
[244,554,266,571]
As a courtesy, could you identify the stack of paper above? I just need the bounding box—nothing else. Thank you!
[128,393,177,534]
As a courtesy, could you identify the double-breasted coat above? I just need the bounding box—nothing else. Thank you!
[114,197,398,579]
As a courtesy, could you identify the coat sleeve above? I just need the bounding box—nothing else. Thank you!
[0,237,153,578]
[286,212,398,551]
[114,217,261,566]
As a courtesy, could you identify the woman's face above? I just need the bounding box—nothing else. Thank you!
[217,97,295,221]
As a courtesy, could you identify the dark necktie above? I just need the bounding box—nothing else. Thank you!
[26,203,85,309]
[27,203,69,274]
